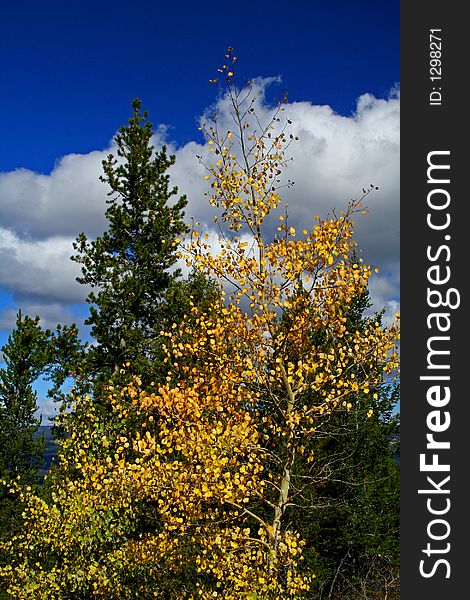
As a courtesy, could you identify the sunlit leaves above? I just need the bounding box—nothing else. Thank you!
[0,51,399,600]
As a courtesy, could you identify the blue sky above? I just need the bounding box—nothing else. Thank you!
[1,0,399,173]
[0,0,399,416]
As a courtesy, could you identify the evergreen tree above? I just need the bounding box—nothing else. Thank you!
[72,98,189,384]
[287,291,400,599]
[0,312,49,540]
[0,311,48,482]
[0,312,83,472]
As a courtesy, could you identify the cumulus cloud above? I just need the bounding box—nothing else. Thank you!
[0,81,399,335]
[0,228,89,303]
[168,80,399,272]
[368,270,400,327]
[168,80,399,318]
[0,150,109,239]
[0,302,84,332]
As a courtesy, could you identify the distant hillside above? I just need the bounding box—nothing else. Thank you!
[35,425,59,480]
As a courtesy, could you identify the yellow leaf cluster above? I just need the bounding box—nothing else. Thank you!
[0,53,399,599]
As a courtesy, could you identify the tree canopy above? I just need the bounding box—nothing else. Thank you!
[0,53,399,599]
[72,98,189,384]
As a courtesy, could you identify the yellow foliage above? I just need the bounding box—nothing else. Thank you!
[0,50,398,599]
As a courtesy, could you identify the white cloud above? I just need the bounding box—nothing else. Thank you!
[168,82,399,245]
[0,302,83,332]
[0,228,89,303]
[168,81,400,308]
[0,150,110,239]
[0,81,399,335]
[368,268,400,326]
[35,395,58,422]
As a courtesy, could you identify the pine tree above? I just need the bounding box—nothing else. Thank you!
[72,98,189,384]
[286,290,400,599]
[0,312,82,478]
[0,311,47,483]
[0,311,48,542]
[302,386,400,600]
